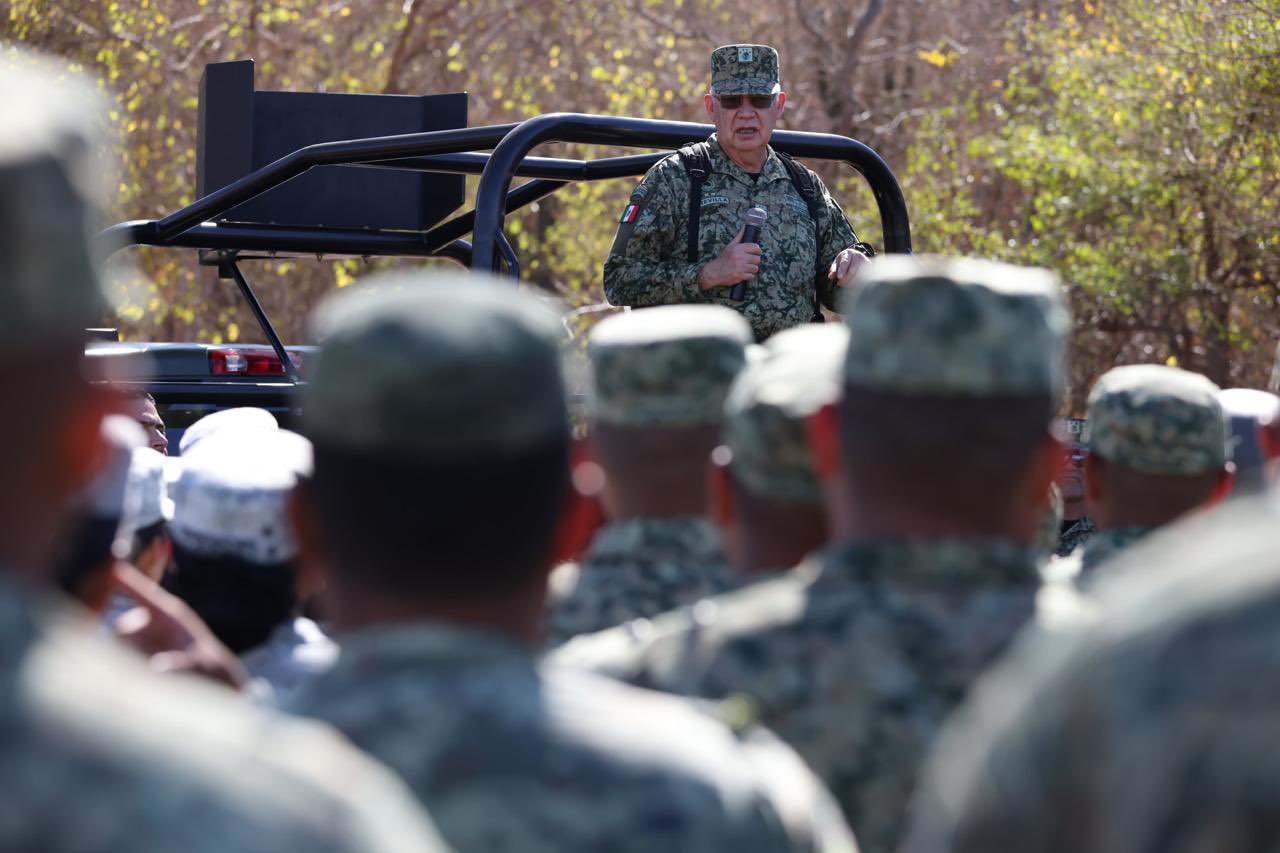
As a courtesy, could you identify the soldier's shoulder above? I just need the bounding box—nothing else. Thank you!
[10,603,441,852]
[633,152,691,196]
[553,561,821,683]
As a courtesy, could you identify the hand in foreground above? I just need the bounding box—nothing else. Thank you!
[829,246,871,287]
[111,563,250,692]
[698,225,761,290]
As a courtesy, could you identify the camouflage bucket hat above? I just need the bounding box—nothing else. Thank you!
[1084,364,1229,475]
[840,254,1069,398]
[710,44,781,96]
[0,48,111,342]
[588,304,750,427]
[724,323,848,504]
[304,270,570,463]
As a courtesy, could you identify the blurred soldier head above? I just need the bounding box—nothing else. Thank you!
[294,271,572,645]
[810,255,1070,542]
[126,446,173,581]
[55,415,145,611]
[710,323,847,575]
[585,305,749,522]
[122,389,168,455]
[703,44,786,166]
[1218,388,1280,495]
[1083,365,1233,528]
[0,50,115,578]
[164,428,312,654]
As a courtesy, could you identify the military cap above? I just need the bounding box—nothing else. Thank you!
[180,406,279,455]
[1084,364,1229,475]
[841,254,1069,398]
[305,270,569,462]
[0,49,109,342]
[588,304,750,427]
[710,44,781,95]
[724,323,848,504]
[77,416,146,549]
[170,429,312,565]
[128,446,172,529]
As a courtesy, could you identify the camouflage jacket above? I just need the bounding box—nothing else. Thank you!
[1048,525,1153,587]
[1055,516,1096,557]
[0,576,447,852]
[242,616,339,706]
[904,495,1280,853]
[289,621,858,853]
[552,537,1041,853]
[603,135,859,340]
[545,515,737,647]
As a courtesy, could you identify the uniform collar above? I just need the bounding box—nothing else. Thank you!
[706,134,789,186]
[816,536,1041,586]
[334,621,533,669]
[586,516,726,567]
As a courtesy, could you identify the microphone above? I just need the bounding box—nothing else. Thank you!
[729,207,767,301]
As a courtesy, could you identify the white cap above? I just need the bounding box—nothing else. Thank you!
[178,407,278,455]
[128,447,172,529]
[169,429,311,565]
[75,416,145,558]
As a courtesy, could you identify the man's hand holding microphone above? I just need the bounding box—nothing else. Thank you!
[697,207,767,296]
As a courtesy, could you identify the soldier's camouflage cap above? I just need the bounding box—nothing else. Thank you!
[710,44,781,96]
[588,305,750,427]
[304,270,569,462]
[725,323,848,504]
[840,254,1069,398]
[0,49,109,342]
[1084,364,1229,475]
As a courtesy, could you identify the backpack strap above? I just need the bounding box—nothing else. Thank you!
[776,151,825,321]
[676,142,713,263]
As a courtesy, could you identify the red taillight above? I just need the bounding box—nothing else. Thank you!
[209,348,303,376]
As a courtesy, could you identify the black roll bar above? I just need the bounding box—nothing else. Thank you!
[98,111,910,353]
[471,113,911,273]
[145,122,519,245]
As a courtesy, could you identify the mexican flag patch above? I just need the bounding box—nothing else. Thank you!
[620,204,640,223]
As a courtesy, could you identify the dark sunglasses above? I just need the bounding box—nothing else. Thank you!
[716,94,775,110]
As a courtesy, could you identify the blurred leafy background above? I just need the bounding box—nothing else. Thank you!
[4,0,1277,409]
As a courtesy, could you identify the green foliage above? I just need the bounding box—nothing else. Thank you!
[902,0,1280,399]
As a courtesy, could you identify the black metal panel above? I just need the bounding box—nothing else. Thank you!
[151,123,518,244]
[196,59,468,233]
[196,61,254,200]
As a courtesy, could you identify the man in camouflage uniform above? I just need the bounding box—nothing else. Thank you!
[286,271,858,853]
[0,50,446,852]
[903,487,1280,853]
[709,322,848,577]
[546,304,748,646]
[1054,416,1095,556]
[554,255,1067,853]
[604,44,871,341]
[1045,365,1233,585]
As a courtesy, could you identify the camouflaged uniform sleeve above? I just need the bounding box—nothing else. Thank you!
[603,157,704,307]
[812,174,858,311]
